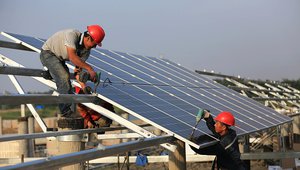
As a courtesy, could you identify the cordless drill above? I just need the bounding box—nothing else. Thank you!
[189,108,209,140]
[78,71,100,84]
[78,70,101,93]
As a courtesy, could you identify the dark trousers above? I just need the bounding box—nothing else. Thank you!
[40,50,72,114]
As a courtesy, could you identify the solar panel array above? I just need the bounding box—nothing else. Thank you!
[1,32,291,148]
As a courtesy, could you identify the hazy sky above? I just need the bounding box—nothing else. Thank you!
[1,0,300,92]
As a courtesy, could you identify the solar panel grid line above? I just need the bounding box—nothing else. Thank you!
[94,50,208,113]
[1,31,223,147]
[100,51,276,134]
[136,55,290,130]
[4,29,290,132]
[149,56,290,123]
[99,50,257,132]
[157,57,284,114]
[0,54,177,151]
[115,51,278,129]
[88,52,199,118]
[2,32,292,148]
[95,85,213,139]
[88,51,255,131]
[87,54,213,134]
[77,52,219,144]
[135,64,274,130]
[170,64,290,123]
[158,57,291,120]
[106,51,282,132]
[102,83,219,142]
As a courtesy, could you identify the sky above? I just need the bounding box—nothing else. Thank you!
[1,0,300,93]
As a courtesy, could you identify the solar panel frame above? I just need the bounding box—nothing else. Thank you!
[1,32,292,149]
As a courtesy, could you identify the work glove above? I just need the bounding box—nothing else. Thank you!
[203,109,210,119]
[196,109,210,122]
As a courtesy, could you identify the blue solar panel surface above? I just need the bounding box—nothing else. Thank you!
[2,32,292,148]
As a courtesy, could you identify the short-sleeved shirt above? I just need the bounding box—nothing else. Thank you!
[42,29,90,61]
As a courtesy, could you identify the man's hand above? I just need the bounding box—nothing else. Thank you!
[203,109,210,118]
[87,68,97,82]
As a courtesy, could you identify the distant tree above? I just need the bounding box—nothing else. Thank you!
[282,79,300,90]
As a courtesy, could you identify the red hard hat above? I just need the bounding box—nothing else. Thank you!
[87,25,105,46]
[214,111,235,126]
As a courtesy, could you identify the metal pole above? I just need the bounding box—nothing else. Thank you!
[168,140,186,170]
[277,125,283,167]
[18,117,29,158]
[121,113,129,143]
[244,135,250,170]
[0,136,174,170]
[56,118,85,170]
[21,104,25,117]
[0,117,2,135]
[28,116,35,157]
[292,114,300,143]
[8,75,48,132]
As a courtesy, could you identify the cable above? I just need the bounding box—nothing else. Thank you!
[98,77,228,90]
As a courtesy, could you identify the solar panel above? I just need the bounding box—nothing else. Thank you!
[1,32,292,149]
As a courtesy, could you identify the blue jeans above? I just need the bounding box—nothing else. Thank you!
[40,50,72,114]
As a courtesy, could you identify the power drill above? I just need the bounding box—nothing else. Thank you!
[189,108,209,140]
[78,71,101,93]
[78,71,100,84]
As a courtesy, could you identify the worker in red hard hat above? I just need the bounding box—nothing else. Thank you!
[74,69,113,131]
[74,85,113,130]
[40,25,105,118]
[190,111,245,170]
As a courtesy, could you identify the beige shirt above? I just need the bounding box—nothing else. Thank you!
[42,29,90,61]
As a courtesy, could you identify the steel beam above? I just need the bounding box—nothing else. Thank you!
[0,66,75,79]
[0,125,150,142]
[1,135,174,170]
[1,151,300,168]
[8,75,48,132]
[0,94,96,105]
[0,40,34,51]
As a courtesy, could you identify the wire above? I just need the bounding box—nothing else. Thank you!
[99,77,226,90]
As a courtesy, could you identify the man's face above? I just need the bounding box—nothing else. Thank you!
[85,36,99,50]
[214,121,226,134]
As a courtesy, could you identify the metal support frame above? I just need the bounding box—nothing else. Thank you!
[0,40,34,52]
[0,54,176,151]
[0,94,96,105]
[97,133,142,139]
[7,75,48,132]
[0,135,174,170]
[1,152,300,165]
[0,66,76,79]
[0,125,150,142]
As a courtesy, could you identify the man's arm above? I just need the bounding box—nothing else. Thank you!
[67,47,96,81]
[204,114,219,137]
